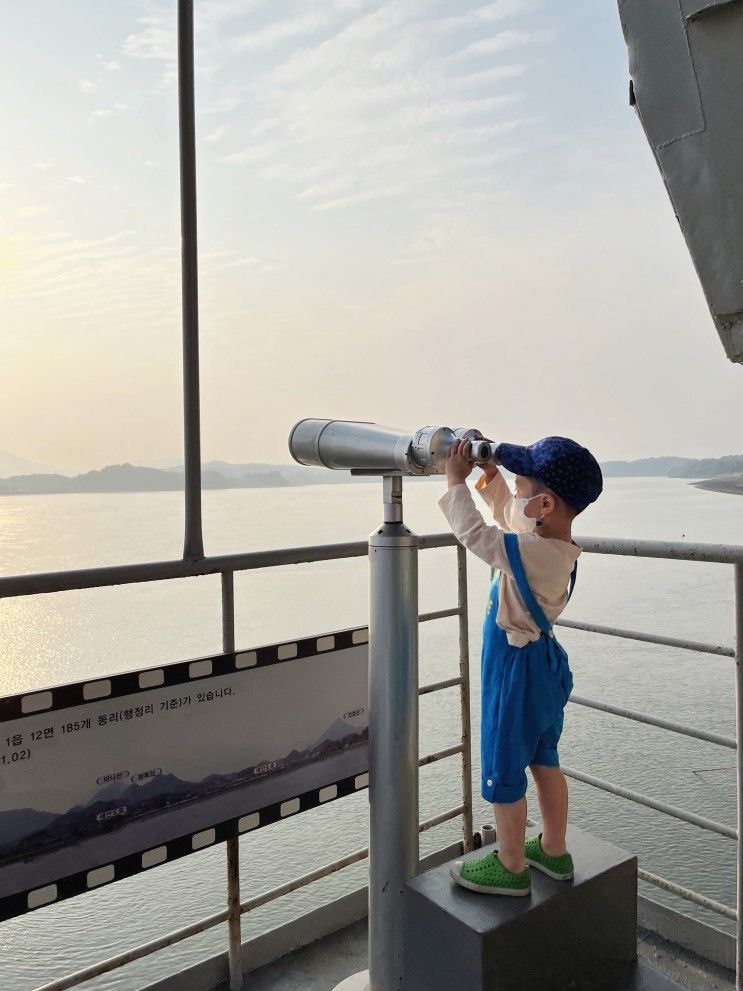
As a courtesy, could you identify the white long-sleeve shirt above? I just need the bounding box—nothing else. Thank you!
[438,471,581,647]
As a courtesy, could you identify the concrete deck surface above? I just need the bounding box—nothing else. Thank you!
[216,918,735,991]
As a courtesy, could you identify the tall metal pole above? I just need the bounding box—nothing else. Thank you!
[332,476,419,991]
[368,475,419,990]
[735,564,743,991]
[178,0,204,560]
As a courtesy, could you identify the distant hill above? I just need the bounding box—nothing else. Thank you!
[4,454,743,496]
[0,448,59,477]
[0,463,290,496]
[0,460,388,495]
[602,456,743,478]
[601,457,690,477]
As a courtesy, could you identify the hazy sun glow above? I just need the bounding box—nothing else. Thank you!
[1,0,741,474]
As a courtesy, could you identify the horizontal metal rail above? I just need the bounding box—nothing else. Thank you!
[419,744,464,768]
[419,606,460,623]
[4,532,743,602]
[557,618,735,658]
[562,765,737,840]
[420,676,463,696]
[576,535,743,565]
[420,805,466,832]
[569,693,736,750]
[0,533,458,599]
[36,905,232,991]
[638,867,737,922]
[240,847,371,916]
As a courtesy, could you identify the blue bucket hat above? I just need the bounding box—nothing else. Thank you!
[495,436,603,513]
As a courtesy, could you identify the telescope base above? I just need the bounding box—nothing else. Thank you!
[332,969,369,991]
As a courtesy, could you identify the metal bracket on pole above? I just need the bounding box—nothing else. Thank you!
[333,475,420,991]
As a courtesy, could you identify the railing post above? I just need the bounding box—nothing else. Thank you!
[222,571,243,991]
[457,544,474,853]
[735,563,743,991]
[226,830,243,991]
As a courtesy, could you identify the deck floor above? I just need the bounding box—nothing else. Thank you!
[216,919,735,991]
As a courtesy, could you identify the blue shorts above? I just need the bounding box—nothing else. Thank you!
[480,578,573,804]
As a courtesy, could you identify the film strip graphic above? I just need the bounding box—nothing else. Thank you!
[0,767,370,923]
[0,626,369,722]
[0,627,370,922]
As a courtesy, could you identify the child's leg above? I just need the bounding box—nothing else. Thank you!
[529,764,568,856]
[492,797,527,873]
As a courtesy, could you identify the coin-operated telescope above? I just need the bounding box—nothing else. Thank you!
[288,416,494,991]
[289,418,499,475]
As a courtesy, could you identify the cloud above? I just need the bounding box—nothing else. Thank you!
[96,54,120,71]
[451,63,530,89]
[233,10,335,51]
[206,1,548,231]
[48,176,90,192]
[311,186,403,213]
[449,29,552,60]
[16,205,51,218]
[220,142,282,165]
[204,124,230,143]
[78,79,96,94]
[88,102,128,124]
[222,255,261,268]
[30,159,55,171]
[435,0,538,31]
[0,231,178,326]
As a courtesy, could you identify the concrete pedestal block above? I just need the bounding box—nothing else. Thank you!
[405,824,638,991]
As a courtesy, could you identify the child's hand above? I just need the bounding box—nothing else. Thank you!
[445,439,474,486]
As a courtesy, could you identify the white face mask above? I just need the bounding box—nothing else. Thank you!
[503,493,545,533]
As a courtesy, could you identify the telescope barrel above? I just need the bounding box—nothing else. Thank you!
[289,419,415,473]
[288,418,499,474]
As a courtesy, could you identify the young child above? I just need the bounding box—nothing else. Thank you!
[438,435,602,896]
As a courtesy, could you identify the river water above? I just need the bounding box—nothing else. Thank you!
[0,475,741,989]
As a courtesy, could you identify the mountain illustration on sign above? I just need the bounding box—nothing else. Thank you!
[0,716,367,864]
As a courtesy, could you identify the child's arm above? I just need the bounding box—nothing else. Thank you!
[474,465,510,527]
[439,441,512,571]
[439,484,513,571]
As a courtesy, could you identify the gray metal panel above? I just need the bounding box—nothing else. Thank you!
[619,0,704,146]
[617,0,743,362]
[682,0,740,20]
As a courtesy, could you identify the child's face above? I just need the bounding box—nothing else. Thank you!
[513,475,551,520]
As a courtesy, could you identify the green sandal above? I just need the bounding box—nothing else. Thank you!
[450,851,531,896]
[524,832,574,880]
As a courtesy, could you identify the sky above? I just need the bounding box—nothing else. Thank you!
[1,0,742,473]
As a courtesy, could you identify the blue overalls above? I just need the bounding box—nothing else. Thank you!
[480,531,576,804]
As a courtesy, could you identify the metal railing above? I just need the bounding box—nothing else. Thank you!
[0,534,472,991]
[1,532,742,989]
[555,536,743,989]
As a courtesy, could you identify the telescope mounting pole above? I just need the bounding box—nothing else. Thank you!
[337,474,419,991]
[368,474,419,990]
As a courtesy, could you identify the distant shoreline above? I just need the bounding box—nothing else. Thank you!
[692,475,743,496]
